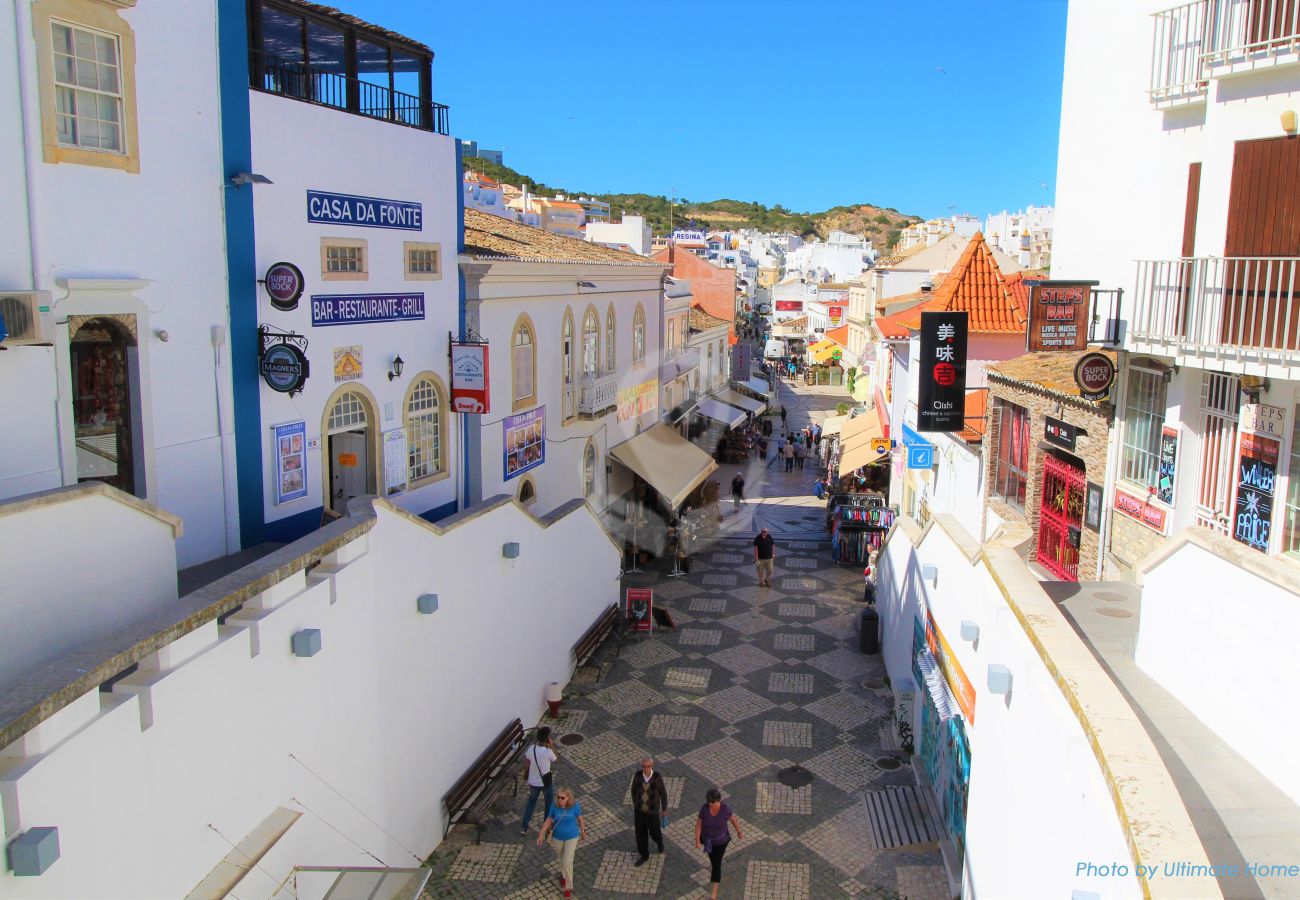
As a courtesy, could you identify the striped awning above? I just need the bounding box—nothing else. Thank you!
[916,649,961,721]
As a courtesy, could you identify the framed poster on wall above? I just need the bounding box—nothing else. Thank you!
[273,421,308,504]
[503,406,546,480]
[383,428,408,496]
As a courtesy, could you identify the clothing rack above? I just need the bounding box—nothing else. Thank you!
[829,504,897,565]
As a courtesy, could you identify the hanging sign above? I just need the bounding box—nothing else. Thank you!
[264,262,305,311]
[774,300,804,312]
[272,421,307,504]
[382,428,408,496]
[1027,280,1094,351]
[333,345,363,382]
[1158,426,1178,505]
[828,305,844,326]
[625,587,654,632]
[503,406,546,480]
[450,343,491,413]
[1074,352,1115,400]
[259,327,309,395]
[1233,432,1279,553]
[1084,481,1103,532]
[306,190,423,231]
[917,311,968,432]
[311,292,425,327]
[1044,416,1077,451]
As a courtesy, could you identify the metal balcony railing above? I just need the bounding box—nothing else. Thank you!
[577,372,618,416]
[1202,0,1300,66]
[1133,257,1300,355]
[250,50,450,134]
[1150,0,1209,104]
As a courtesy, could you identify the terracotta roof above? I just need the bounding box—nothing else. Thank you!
[959,389,989,444]
[462,209,662,266]
[689,304,730,332]
[772,315,809,330]
[825,325,850,345]
[987,350,1118,410]
[289,1,432,53]
[892,233,1027,333]
[537,199,584,210]
[1003,271,1035,315]
[874,304,930,340]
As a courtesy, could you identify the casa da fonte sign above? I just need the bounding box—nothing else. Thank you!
[306,190,423,231]
[917,311,968,432]
[1028,280,1095,352]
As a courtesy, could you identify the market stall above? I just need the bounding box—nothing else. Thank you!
[829,494,895,565]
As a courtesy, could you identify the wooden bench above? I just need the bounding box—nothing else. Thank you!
[443,718,528,843]
[573,603,622,681]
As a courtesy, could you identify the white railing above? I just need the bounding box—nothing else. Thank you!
[1133,256,1300,355]
[577,372,618,415]
[1202,0,1300,65]
[1150,0,1209,104]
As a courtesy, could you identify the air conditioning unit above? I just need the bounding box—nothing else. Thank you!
[0,292,54,344]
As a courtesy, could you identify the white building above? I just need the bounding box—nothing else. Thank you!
[463,170,508,217]
[897,214,981,251]
[241,0,460,545]
[0,0,237,567]
[1054,0,1300,811]
[585,214,652,256]
[781,230,876,283]
[660,277,701,431]
[984,205,1054,269]
[460,209,671,518]
[687,305,731,396]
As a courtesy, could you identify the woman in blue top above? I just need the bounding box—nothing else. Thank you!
[695,787,744,899]
[538,786,586,898]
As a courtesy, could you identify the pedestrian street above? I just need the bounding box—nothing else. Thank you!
[424,529,949,898]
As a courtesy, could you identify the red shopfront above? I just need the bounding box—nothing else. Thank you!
[1036,454,1086,581]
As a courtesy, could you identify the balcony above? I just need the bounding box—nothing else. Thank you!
[577,372,618,417]
[1132,257,1300,370]
[1149,0,1209,106]
[251,51,450,134]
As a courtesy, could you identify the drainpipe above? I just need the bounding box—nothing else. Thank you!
[211,325,238,555]
[1098,351,1127,581]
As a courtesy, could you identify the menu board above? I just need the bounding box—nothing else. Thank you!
[1233,432,1279,552]
[1158,426,1178,505]
[383,428,408,496]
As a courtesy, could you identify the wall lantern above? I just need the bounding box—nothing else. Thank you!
[921,563,939,586]
[502,542,521,559]
[1282,109,1298,136]
[7,827,60,876]
[577,280,596,289]
[229,171,273,188]
[960,620,980,643]
[987,664,1013,696]
[291,629,322,658]
[388,355,405,382]
[417,593,439,615]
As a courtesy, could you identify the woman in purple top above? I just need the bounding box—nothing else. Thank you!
[694,788,744,898]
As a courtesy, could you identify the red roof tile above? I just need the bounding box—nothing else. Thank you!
[894,233,1027,334]
[959,388,989,444]
[825,325,850,345]
[875,299,937,340]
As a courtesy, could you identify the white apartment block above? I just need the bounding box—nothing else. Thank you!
[897,214,981,251]
[585,214,652,256]
[984,205,1054,269]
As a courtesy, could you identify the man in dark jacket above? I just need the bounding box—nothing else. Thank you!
[629,757,669,865]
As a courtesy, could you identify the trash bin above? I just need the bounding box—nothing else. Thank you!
[857,607,879,655]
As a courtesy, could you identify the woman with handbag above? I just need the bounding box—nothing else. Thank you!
[520,727,557,835]
[537,787,586,899]
[695,787,743,899]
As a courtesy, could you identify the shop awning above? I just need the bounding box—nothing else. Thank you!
[696,397,747,430]
[806,339,832,354]
[820,414,849,437]
[744,376,772,398]
[838,416,887,476]
[715,388,765,415]
[840,411,883,445]
[611,423,718,510]
[813,345,839,364]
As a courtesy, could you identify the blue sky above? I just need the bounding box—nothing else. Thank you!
[337,0,1068,221]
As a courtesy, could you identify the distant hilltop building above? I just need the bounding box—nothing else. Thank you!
[897,214,981,251]
[983,205,1053,270]
[460,139,503,165]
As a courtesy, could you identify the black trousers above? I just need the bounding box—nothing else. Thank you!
[634,810,663,858]
[707,839,730,882]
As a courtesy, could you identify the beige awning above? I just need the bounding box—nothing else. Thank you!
[838,416,887,476]
[820,414,849,437]
[716,388,765,415]
[839,411,882,445]
[611,423,718,510]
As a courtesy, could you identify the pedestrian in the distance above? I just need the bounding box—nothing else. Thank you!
[780,405,788,428]
[731,473,745,509]
[794,441,806,471]
[695,788,743,900]
[629,758,668,866]
[521,727,557,835]
[783,441,796,473]
[537,787,586,898]
[754,526,775,587]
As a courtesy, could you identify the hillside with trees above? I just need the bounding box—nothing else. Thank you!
[462,157,922,249]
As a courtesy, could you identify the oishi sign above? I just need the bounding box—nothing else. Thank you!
[1028,280,1095,352]
[917,311,968,433]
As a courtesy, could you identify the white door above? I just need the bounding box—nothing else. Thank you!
[330,431,369,511]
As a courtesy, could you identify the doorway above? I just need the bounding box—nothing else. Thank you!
[69,316,143,496]
[1036,453,1086,581]
[324,389,375,514]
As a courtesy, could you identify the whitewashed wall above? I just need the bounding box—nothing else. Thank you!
[1138,533,1300,804]
[0,0,234,566]
[0,496,619,899]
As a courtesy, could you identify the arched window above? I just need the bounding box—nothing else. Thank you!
[404,373,447,485]
[582,307,600,377]
[511,315,536,410]
[561,309,575,419]
[633,304,646,363]
[583,441,598,498]
[518,475,536,507]
[606,305,616,372]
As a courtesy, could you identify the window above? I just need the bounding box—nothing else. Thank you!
[1283,407,1300,557]
[1121,368,1167,490]
[35,1,139,171]
[518,476,536,507]
[404,242,441,280]
[562,310,576,418]
[321,238,367,281]
[606,306,616,372]
[666,317,678,358]
[404,374,446,485]
[511,315,536,410]
[992,400,1030,510]
[583,441,598,498]
[582,307,600,376]
[633,304,646,363]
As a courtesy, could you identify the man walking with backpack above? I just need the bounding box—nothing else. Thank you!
[521,727,557,835]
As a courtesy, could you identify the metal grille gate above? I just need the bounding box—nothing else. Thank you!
[1037,455,1087,581]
